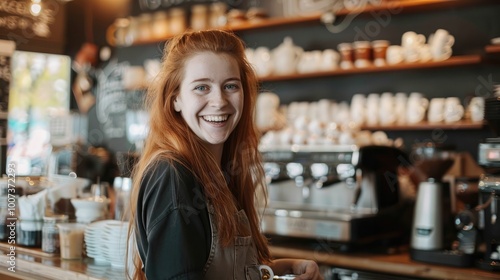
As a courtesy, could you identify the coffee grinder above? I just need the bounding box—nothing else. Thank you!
[410,144,476,266]
[476,95,500,271]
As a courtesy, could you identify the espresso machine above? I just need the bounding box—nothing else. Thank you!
[475,95,500,271]
[260,144,409,251]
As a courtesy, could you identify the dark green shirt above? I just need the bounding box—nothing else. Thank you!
[136,160,211,279]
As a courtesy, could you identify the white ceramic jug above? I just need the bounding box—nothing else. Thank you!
[272,37,303,75]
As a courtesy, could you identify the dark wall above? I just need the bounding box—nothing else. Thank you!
[88,3,500,158]
[236,4,500,158]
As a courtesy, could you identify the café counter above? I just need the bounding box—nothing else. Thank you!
[0,243,499,279]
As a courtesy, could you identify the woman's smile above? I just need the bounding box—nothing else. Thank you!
[174,51,243,153]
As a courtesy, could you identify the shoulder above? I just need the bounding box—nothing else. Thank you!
[141,159,196,198]
[137,158,208,231]
[139,158,205,215]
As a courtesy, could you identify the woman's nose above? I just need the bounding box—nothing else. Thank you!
[209,88,228,109]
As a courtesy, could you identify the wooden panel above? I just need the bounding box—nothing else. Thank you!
[361,120,486,131]
[270,245,500,280]
[129,0,495,46]
[259,55,482,82]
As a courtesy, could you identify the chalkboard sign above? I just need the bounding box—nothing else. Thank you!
[0,0,67,54]
[87,59,138,153]
[0,40,14,175]
[0,40,15,113]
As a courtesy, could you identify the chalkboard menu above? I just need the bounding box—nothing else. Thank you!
[0,40,14,175]
[0,41,15,113]
[0,0,67,54]
[86,59,136,153]
[0,40,15,112]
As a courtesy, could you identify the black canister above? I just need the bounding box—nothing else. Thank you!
[17,219,43,247]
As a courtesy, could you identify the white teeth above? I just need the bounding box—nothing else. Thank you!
[203,115,228,122]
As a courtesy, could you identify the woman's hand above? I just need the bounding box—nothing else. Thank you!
[270,259,323,280]
[291,259,323,280]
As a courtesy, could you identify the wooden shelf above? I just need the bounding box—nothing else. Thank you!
[259,55,482,82]
[270,245,500,280]
[485,44,500,54]
[124,0,494,46]
[361,120,486,131]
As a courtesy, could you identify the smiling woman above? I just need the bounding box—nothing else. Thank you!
[173,51,243,156]
[127,30,323,280]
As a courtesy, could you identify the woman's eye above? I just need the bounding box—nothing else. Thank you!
[194,85,209,92]
[224,84,239,91]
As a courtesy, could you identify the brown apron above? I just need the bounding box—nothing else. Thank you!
[203,203,272,280]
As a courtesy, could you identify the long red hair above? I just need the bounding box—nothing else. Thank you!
[127,30,270,279]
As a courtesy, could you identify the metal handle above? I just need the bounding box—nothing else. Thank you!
[491,194,497,225]
[351,169,363,210]
[258,265,274,280]
[475,192,494,212]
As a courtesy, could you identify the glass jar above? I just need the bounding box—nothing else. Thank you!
[209,2,227,28]
[152,11,169,40]
[371,40,389,67]
[42,215,68,254]
[353,41,372,68]
[137,13,153,42]
[125,16,139,45]
[115,177,132,221]
[191,4,208,31]
[17,219,43,247]
[337,43,354,69]
[114,18,131,46]
[169,8,187,35]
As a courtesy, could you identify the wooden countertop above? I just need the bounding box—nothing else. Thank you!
[0,246,128,280]
[0,243,498,279]
[269,245,500,280]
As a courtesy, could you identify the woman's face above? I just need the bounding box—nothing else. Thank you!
[174,52,243,152]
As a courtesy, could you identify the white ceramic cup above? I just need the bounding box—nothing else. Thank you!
[253,47,273,77]
[406,92,429,124]
[418,44,433,62]
[350,94,366,125]
[394,92,408,124]
[402,31,426,48]
[297,50,322,73]
[468,96,485,122]
[320,49,340,71]
[379,92,396,125]
[365,93,380,126]
[430,29,454,61]
[386,45,405,65]
[427,98,446,123]
[444,97,464,123]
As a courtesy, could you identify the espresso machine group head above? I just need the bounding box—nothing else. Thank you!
[260,145,410,248]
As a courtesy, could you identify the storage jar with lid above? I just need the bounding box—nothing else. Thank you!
[42,214,69,253]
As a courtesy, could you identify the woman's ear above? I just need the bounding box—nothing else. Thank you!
[173,99,181,112]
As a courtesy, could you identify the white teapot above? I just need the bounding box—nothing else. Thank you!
[252,47,273,77]
[272,37,303,75]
